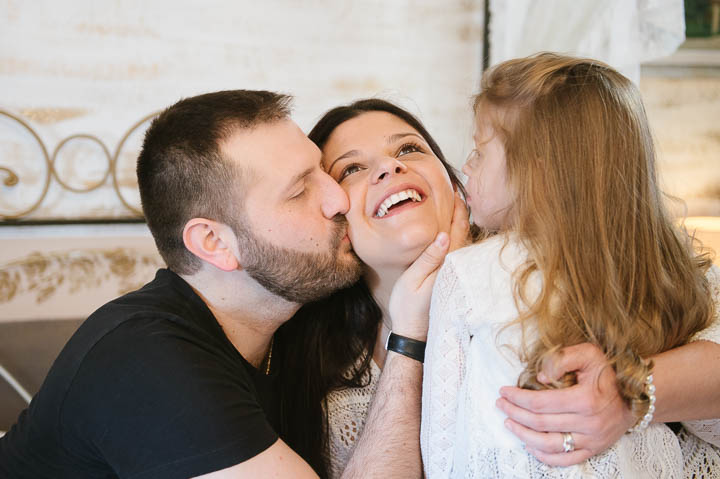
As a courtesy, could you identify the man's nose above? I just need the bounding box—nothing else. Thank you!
[371,157,408,184]
[321,174,350,218]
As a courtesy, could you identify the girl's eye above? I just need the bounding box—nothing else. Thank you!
[397,142,423,157]
[338,164,363,182]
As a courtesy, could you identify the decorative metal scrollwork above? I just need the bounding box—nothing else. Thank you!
[0,109,159,220]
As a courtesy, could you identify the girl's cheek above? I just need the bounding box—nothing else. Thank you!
[465,183,480,213]
[467,174,480,197]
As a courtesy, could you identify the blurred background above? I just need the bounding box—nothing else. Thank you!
[0,0,718,430]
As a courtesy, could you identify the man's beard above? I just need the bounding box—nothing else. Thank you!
[235,216,362,304]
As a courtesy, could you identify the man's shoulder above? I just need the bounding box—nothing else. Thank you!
[43,268,228,416]
[41,269,264,461]
[91,268,199,319]
[78,268,211,343]
[0,270,254,478]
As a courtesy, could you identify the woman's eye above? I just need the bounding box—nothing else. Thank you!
[339,164,363,181]
[397,143,422,157]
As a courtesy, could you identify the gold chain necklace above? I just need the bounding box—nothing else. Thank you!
[264,336,274,375]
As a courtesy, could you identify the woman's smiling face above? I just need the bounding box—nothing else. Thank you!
[322,111,455,272]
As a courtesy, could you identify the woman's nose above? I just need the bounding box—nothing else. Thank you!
[372,157,408,184]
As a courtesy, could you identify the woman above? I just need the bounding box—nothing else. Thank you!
[274,98,464,477]
[275,97,720,478]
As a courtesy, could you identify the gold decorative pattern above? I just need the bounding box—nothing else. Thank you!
[18,107,88,124]
[0,108,160,220]
[0,166,18,187]
[0,248,165,304]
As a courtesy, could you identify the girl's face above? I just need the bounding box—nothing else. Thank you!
[463,115,513,231]
[322,111,455,272]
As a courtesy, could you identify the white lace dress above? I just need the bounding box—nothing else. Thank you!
[420,235,720,478]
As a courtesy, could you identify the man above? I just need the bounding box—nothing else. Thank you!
[0,90,455,478]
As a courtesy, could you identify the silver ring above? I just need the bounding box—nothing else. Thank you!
[562,432,575,453]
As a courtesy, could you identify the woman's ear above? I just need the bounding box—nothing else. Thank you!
[183,218,240,272]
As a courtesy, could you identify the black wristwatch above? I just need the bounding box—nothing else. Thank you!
[385,332,426,363]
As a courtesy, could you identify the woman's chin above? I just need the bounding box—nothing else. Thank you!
[360,236,436,273]
[398,226,437,253]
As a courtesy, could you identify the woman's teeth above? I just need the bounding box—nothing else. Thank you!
[375,189,422,218]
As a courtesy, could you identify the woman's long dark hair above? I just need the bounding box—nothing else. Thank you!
[274,99,465,477]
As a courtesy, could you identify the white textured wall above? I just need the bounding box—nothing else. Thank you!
[1,0,484,220]
[640,72,720,217]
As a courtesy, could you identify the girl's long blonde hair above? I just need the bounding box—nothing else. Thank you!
[475,53,715,415]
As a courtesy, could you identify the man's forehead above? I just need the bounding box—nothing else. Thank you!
[220,119,321,187]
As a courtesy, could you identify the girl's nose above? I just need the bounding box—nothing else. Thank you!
[464,149,481,171]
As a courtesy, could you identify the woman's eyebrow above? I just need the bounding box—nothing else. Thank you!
[327,150,359,175]
[387,132,425,144]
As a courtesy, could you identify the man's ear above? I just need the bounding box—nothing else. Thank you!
[183,218,240,272]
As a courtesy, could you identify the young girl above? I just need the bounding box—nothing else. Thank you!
[421,53,718,478]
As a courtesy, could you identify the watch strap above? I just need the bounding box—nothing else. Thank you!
[385,332,426,363]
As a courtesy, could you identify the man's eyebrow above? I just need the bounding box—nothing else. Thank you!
[327,132,427,174]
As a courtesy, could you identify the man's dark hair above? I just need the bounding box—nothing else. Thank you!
[137,90,292,274]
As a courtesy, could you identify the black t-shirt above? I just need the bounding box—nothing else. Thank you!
[0,269,279,478]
